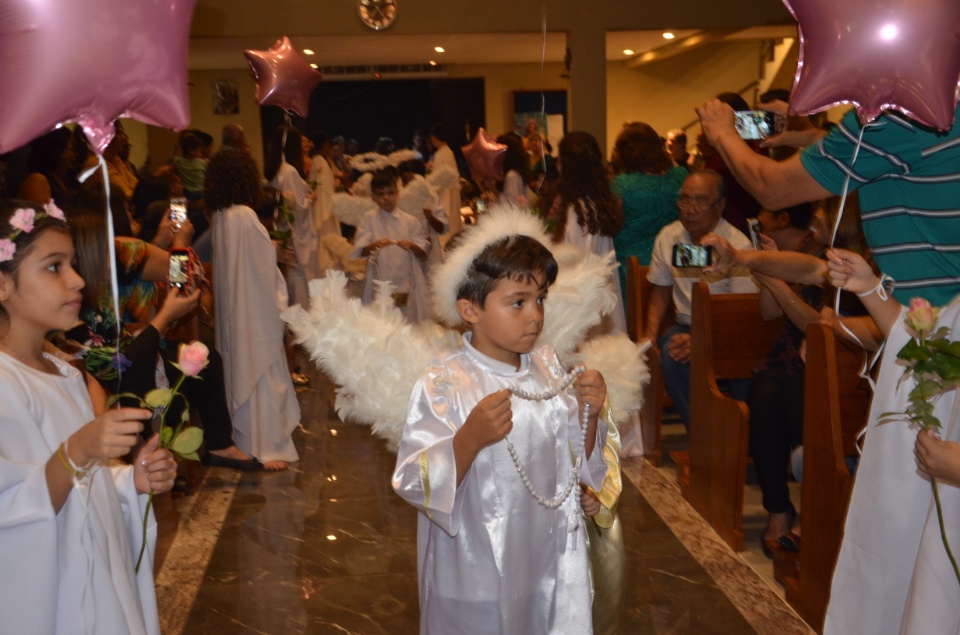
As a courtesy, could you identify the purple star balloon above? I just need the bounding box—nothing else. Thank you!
[784,0,960,130]
[0,0,196,154]
[461,128,507,183]
[245,37,323,119]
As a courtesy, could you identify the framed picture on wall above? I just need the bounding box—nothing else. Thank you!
[514,90,566,154]
[212,80,239,115]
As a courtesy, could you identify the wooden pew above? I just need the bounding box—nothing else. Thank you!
[625,255,673,466]
[784,322,870,632]
[684,281,782,551]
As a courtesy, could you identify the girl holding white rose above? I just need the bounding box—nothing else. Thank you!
[825,247,960,633]
[0,199,177,633]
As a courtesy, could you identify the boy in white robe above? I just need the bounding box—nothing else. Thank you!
[351,168,430,323]
[393,218,609,635]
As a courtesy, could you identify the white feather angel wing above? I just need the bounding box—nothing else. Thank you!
[281,272,459,449]
[331,192,376,227]
[350,173,373,198]
[539,245,619,361]
[398,175,433,217]
[566,335,650,426]
[426,166,459,194]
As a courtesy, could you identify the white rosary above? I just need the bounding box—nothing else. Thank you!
[504,365,589,540]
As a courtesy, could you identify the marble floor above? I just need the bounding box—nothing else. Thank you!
[155,363,813,634]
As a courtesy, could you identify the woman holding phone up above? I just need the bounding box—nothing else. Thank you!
[62,205,261,472]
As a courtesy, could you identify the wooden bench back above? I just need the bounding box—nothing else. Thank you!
[785,322,869,632]
[686,281,783,551]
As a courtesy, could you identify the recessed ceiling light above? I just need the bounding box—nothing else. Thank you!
[429,60,437,66]
[434,46,445,53]
[326,535,337,541]
[662,32,676,40]
[303,48,315,55]
[310,63,318,69]
[623,49,635,56]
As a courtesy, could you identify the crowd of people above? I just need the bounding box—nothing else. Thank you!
[3,78,960,633]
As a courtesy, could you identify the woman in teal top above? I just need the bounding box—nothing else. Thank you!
[611,122,687,297]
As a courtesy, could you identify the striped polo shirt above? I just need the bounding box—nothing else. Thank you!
[801,107,960,306]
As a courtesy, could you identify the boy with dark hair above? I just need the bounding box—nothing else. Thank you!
[350,168,430,321]
[393,209,609,634]
[173,132,207,199]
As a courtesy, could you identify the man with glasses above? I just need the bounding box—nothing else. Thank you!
[643,170,757,429]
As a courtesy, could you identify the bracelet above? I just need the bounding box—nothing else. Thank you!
[57,443,87,479]
[782,298,797,311]
[856,273,895,300]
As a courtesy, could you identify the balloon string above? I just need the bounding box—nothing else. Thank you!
[78,155,123,396]
[829,121,884,454]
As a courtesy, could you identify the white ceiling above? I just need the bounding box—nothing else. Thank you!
[187,28,795,70]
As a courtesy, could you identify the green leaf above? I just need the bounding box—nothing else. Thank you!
[918,414,943,431]
[159,426,173,446]
[181,409,191,425]
[898,339,932,362]
[105,394,121,408]
[171,427,204,455]
[909,379,942,401]
[926,355,960,382]
[145,388,174,409]
[179,451,201,462]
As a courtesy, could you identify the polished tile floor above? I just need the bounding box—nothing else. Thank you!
[156,363,812,634]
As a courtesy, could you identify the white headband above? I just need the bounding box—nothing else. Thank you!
[430,203,553,326]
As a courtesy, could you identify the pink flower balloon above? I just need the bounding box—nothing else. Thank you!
[784,0,960,130]
[461,128,507,183]
[245,37,323,119]
[0,0,196,154]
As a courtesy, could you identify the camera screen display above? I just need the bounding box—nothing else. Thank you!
[168,252,190,287]
[734,111,782,140]
[169,197,187,229]
[672,243,712,268]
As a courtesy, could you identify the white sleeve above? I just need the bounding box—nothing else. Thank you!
[392,366,468,537]
[647,230,675,287]
[0,385,55,530]
[349,213,376,258]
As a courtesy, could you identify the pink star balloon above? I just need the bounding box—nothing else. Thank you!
[784,0,960,130]
[245,37,323,119]
[0,0,196,154]
[461,128,507,183]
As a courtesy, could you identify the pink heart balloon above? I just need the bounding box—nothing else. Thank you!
[0,0,196,154]
[245,37,323,119]
[461,128,507,183]
[784,0,960,130]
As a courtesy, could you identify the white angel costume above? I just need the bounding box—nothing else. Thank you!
[825,301,960,634]
[350,207,431,323]
[213,204,300,464]
[0,351,159,634]
[560,205,643,457]
[431,144,462,236]
[393,335,607,635]
[271,161,317,307]
[399,173,449,272]
[309,156,341,275]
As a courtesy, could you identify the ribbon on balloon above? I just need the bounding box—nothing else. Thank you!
[461,128,507,184]
[783,0,960,131]
[0,0,196,154]
[245,36,323,120]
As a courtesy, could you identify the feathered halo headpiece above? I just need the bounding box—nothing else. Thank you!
[430,203,553,327]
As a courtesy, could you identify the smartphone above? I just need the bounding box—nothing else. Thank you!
[672,243,713,268]
[747,218,762,250]
[169,197,188,230]
[734,110,783,140]
[168,248,190,289]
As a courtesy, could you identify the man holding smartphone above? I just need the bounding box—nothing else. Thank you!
[643,170,757,429]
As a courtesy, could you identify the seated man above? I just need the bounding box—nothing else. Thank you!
[642,169,757,429]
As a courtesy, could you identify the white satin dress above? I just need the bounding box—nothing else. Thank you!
[393,335,607,634]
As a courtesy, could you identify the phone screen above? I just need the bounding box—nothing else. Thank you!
[168,251,190,288]
[169,197,188,230]
[672,244,712,268]
[734,111,782,140]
